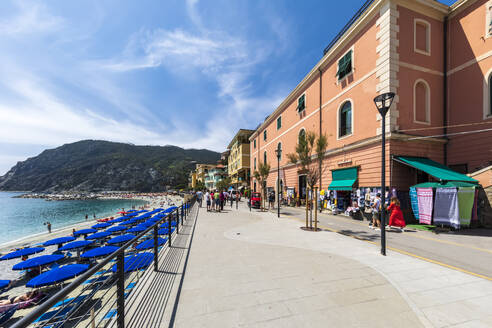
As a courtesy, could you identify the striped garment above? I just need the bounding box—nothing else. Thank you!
[417,187,433,225]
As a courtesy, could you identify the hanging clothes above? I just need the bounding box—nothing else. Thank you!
[410,187,419,220]
[417,187,433,224]
[434,187,460,229]
[458,187,475,227]
[471,188,479,222]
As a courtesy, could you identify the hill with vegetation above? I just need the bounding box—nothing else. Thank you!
[0,140,220,192]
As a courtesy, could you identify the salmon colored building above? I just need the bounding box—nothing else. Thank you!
[250,0,492,212]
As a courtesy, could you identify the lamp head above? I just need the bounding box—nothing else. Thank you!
[275,145,282,159]
[373,92,395,116]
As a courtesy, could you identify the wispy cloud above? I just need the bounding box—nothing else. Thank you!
[0,1,63,36]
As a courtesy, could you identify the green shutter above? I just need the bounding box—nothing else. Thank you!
[277,116,282,129]
[297,94,305,112]
[336,50,352,80]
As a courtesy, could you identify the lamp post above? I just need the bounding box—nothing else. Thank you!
[373,92,395,256]
[275,144,282,218]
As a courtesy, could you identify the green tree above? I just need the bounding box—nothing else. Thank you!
[195,180,205,191]
[216,177,231,191]
[253,161,270,210]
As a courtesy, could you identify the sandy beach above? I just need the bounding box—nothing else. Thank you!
[0,193,184,320]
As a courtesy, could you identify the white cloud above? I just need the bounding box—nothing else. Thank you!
[0,1,63,36]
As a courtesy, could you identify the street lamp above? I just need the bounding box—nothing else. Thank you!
[373,92,395,256]
[275,144,282,218]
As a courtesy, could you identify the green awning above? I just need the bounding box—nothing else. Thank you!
[394,156,478,183]
[328,167,357,190]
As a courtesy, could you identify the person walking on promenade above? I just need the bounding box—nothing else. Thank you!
[219,191,225,211]
[386,197,406,232]
[196,190,203,207]
[371,193,382,231]
[230,189,234,207]
[214,191,220,212]
[268,191,275,209]
[205,190,211,211]
[210,191,215,211]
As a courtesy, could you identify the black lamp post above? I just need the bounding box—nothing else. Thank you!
[373,92,395,256]
[275,144,282,218]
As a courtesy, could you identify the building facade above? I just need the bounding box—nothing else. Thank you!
[195,164,216,185]
[250,0,491,210]
[227,129,255,191]
[204,165,227,190]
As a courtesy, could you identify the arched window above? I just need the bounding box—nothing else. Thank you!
[339,101,352,137]
[298,129,306,142]
[414,79,430,123]
[263,151,267,164]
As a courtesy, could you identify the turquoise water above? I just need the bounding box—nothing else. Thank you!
[0,192,147,245]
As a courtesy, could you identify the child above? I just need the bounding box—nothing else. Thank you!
[387,197,406,232]
[371,193,382,231]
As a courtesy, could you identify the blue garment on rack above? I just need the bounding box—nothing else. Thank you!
[410,187,419,220]
[434,187,460,229]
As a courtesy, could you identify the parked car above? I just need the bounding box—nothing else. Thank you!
[250,192,261,209]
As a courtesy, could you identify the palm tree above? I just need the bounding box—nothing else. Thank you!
[253,161,270,211]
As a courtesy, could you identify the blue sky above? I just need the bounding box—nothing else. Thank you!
[0,0,456,175]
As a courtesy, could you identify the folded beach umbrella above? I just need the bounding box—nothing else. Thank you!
[159,221,177,229]
[0,247,45,261]
[26,264,89,288]
[43,236,76,247]
[13,254,64,270]
[120,219,138,226]
[59,240,93,251]
[85,231,111,240]
[111,252,153,273]
[0,280,10,289]
[80,246,119,259]
[73,228,97,237]
[107,234,136,245]
[92,223,111,229]
[127,225,147,233]
[135,237,167,251]
[106,226,128,234]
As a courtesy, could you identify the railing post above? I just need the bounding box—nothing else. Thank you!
[176,206,180,234]
[153,226,158,272]
[168,214,172,247]
[116,251,125,328]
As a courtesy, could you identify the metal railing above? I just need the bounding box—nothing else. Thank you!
[10,196,196,328]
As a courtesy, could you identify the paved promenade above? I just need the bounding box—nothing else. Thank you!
[172,203,492,327]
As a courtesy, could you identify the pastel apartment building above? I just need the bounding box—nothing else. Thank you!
[250,0,491,202]
[227,129,255,191]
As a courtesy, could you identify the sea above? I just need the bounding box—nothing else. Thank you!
[0,192,147,245]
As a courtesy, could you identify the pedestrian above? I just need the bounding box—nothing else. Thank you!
[72,228,76,237]
[93,213,96,219]
[85,214,88,221]
[386,197,406,232]
[230,190,234,207]
[214,191,220,212]
[205,190,211,211]
[364,191,373,225]
[268,191,275,209]
[47,221,52,233]
[196,190,203,207]
[371,193,382,231]
[21,255,28,261]
[210,191,215,211]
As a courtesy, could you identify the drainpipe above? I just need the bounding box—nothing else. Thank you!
[318,67,323,189]
[443,16,448,165]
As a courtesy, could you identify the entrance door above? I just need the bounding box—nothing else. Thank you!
[298,175,307,200]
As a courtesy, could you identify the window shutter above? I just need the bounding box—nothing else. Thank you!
[297,94,305,112]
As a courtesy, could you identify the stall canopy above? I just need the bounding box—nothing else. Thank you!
[394,156,478,183]
[328,167,357,191]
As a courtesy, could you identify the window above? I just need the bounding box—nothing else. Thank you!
[414,19,430,55]
[297,94,305,112]
[336,49,352,80]
[263,130,267,141]
[339,101,352,137]
[263,151,267,164]
[254,158,256,170]
[414,79,430,124]
[253,139,256,149]
[298,128,306,142]
[277,116,282,130]
[277,143,282,161]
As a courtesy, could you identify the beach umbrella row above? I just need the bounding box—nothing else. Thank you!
[73,229,97,237]
[81,246,119,259]
[135,237,167,251]
[26,264,89,288]
[0,247,45,261]
[107,234,136,245]
[13,254,64,271]
[59,240,94,251]
[111,253,153,273]
[92,222,112,229]
[43,236,75,247]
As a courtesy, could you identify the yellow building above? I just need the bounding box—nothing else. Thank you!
[195,164,216,184]
[188,171,197,189]
[227,129,255,189]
